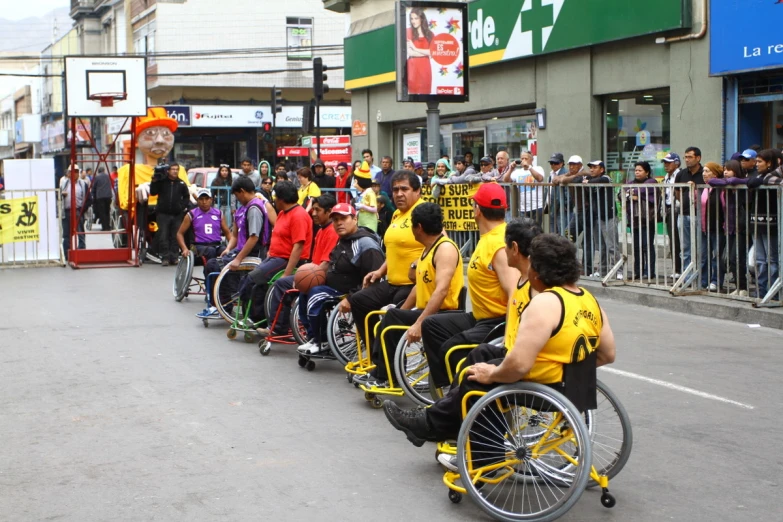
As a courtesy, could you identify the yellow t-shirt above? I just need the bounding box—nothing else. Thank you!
[415,235,465,310]
[117,164,189,210]
[297,182,321,205]
[504,278,532,351]
[467,222,508,320]
[524,286,603,384]
[384,198,424,286]
[358,188,378,231]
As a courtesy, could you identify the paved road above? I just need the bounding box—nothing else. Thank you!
[1,265,781,521]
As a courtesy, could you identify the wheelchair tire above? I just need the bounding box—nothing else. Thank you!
[326,305,358,366]
[212,257,263,324]
[173,253,194,302]
[586,379,633,487]
[110,205,127,248]
[290,297,309,345]
[456,382,591,522]
[393,337,436,406]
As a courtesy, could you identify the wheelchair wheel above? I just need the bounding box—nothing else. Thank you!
[456,383,591,522]
[393,337,435,406]
[111,205,127,248]
[586,379,633,487]
[326,305,358,366]
[173,253,194,302]
[289,297,309,345]
[212,257,262,324]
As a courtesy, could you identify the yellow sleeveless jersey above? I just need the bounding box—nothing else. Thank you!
[467,222,508,320]
[415,235,465,310]
[384,198,424,286]
[524,286,603,384]
[504,278,532,351]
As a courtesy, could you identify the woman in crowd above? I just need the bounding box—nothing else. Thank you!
[748,150,782,297]
[296,167,321,210]
[210,164,234,214]
[258,176,274,202]
[700,162,726,291]
[709,159,749,296]
[624,161,658,280]
[325,165,336,178]
[429,158,454,198]
[352,160,362,175]
[259,160,272,183]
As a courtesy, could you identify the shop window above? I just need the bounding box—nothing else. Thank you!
[287,17,313,60]
[485,117,538,163]
[605,90,670,182]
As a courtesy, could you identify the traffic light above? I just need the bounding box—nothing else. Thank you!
[271,87,283,115]
[262,122,273,143]
[313,57,329,100]
[302,99,315,134]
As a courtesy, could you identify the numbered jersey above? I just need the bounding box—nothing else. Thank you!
[524,286,603,384]
[190,206,222,244]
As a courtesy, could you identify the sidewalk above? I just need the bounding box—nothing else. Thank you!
[579,279,783,330]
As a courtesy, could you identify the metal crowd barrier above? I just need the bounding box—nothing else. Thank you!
[0,188,65,268]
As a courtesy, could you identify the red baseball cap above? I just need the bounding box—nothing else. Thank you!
[472,182,507,209]
[330,203,357,217]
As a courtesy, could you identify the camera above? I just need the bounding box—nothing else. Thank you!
[152,163,170,181]
[514,159,522,165]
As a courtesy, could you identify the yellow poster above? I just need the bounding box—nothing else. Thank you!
[0,196,41,244]
[420,183,480,231]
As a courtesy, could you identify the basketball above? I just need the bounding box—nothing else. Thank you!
[294,263,327,294]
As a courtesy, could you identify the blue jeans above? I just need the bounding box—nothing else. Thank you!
[700,230,725,288]
[679,215,692,269]
[755,229,779,297]
[302,285,344,343]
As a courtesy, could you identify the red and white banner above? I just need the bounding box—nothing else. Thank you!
[277,147,310,157]
[310,136,351,146]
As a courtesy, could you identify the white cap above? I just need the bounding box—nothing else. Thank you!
[567,155,583,164]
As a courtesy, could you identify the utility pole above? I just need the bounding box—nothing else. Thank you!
[312,57,329,158]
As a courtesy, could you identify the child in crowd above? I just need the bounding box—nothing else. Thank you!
[353,161,378,232]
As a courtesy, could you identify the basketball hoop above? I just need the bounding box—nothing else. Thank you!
[89,92,128,108]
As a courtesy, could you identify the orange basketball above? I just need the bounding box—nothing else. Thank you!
[294,263,327,294]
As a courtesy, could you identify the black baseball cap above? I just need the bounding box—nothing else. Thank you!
[480,156,493,164]
[549,153,565,164]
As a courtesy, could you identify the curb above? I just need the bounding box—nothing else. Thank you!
[578,279,783,330]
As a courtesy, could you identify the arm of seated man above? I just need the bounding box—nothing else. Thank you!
[468,291,561,385]
[406,242,460,343]
[176,212,193,257]
[284,241,304,277]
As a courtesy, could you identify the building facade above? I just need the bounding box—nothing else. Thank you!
[329,0,726,180]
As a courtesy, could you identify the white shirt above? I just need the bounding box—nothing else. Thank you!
[510,165,545,211]
[663,167,680,207]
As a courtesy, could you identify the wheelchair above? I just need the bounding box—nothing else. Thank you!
[359,288,468,408]
[441,358,632,521]
[172,247,212,302]
[257,288,309,357]
[292,296,362,372]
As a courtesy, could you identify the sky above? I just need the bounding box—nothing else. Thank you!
[1,0,69,21]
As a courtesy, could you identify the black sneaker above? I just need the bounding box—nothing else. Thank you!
[161,259,170,267]
[383,400,437,447]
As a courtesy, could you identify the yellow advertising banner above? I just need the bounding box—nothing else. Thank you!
[0,196,41,244]
[420,183,480,231]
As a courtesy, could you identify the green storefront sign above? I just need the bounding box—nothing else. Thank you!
[345,0,689,89]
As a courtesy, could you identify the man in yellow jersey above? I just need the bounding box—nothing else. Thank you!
[343,171,423,353]
[421,183,519,391]
[353,203,464,388]
[383,234,616,448]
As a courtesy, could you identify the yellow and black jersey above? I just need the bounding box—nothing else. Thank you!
[467,222,507,320]
[384,199,424,286]
[524,286,602,384]
[504,277,532,351]
[415,235,464,310]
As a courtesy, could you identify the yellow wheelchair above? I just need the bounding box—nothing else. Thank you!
[441,356,632,521]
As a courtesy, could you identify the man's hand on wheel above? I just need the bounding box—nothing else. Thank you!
[406,322,422,344]
[338,298,351,314]
[181,248,190,258]
[227,259,240,271]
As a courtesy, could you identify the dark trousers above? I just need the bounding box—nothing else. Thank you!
[62,208,85,259]
[266,275,296,334]
[94,198,111,231]
[370,308,423,382]
[728,231,749,291]
[632,223,656,279]
[156,212,183,262]
[426,343,507,441]
[421,313,505,388]
[205,251,238,307]
[349,281,413,353]
[303,285,344,343]
[664,207,681,273]
[244,257,289,322]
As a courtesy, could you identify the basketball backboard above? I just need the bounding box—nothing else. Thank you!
[64,56,148,117]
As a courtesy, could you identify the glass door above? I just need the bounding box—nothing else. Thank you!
[452,130,485,162]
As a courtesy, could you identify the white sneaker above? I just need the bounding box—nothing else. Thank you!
[297,340,316,353]
[437,453,458,472]
[709,283,718,292]
[616,272,624,280]
[591,272,601,278]
[730,289,749,297]
[672,272,681,279]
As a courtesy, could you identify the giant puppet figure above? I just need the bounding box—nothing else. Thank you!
[117,107,193,212]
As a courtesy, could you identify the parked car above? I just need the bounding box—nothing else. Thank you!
[187,167,243,188]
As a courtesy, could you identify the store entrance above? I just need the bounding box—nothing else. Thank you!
[453,130,485,161]
[739,99,783,150]
[213,142,236,167]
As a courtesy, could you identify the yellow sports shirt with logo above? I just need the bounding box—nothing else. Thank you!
[384,198,424,286]
[504,278,532,351]
[415,235,465,310]
[467,222,508,320]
